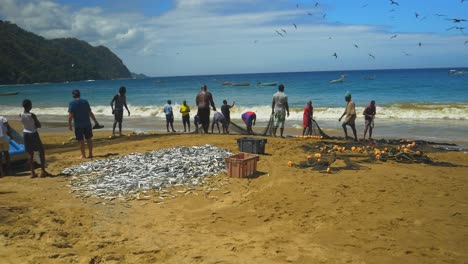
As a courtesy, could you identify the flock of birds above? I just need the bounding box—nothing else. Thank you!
[270,0,467,61]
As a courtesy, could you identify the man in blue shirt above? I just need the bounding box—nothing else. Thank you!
[68,89,103,158]
[164,100,176,132]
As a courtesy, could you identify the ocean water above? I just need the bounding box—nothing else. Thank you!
[1,68,467,144]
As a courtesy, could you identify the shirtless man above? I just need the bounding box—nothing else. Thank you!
[363,100,376,140]
[338,92,358,141]
[195,84,216,134]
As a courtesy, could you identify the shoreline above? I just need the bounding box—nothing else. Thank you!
[5,114,468,148]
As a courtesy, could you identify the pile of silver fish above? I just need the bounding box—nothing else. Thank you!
[63,145,232,200]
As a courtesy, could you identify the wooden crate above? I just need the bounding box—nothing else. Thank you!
[225,153,260,178]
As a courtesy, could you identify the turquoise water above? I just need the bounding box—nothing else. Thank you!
[1,68,467,143]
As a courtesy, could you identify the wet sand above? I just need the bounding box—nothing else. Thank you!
[0,123,467,263]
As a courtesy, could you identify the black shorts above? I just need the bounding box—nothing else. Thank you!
[74,126,93,141]
[24,132,44,153]
[182,115,190,124]
[114,109,123,123]
[166,114,174,123]
[198,108,210,126]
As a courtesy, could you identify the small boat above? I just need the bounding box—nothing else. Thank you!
[329,75,346,83]
[448,70,468,75]
[231,82,251,86]
[257,82,277,86]
[0,91,19,96]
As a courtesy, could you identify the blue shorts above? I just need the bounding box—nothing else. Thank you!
[75,127,93,141]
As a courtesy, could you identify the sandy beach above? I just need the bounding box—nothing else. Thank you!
[0,120,467,264]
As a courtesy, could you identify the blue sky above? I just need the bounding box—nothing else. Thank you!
[1,0,467,76]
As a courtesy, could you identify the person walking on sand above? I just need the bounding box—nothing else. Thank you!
[164,100,176,133]
[272,84,290,138]
[211,111,225,134]
[241,111,256,134]
[110,86,130,137]
[221,100,235,134]
[68,89,103,159]
[196,84,216,134]
[363,100,376,140]
[20,99,51,178]
[302,100,314,136]
[180,100,191,132]
[0,115,12,177]
[338,92,358,141]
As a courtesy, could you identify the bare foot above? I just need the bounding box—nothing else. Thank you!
[80,156,87,159]
[30,173,38,178]
[40,171,52,178]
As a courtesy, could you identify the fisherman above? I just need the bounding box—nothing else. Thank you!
[110,86,130,137]
[221,100,235,134]
[363,100,376,140]
[179,100,191,132]
[164,100,176,133]
[338,92,358,141]
[0,115,12,177]
[68,89,103,159]
[211,112,225,134]
[241,111,256,134]
[195,84,216,134]
[271,84,290,138]
[302,100,313,136]
[20,99,50,178]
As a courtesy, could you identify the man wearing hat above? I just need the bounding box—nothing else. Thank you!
[338,92,358,141]
[68,89,103,158]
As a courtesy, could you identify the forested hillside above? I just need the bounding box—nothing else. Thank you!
[0,20,131,85]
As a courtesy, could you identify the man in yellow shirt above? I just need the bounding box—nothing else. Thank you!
[180,100,191,132]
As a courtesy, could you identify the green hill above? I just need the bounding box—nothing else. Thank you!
[0,20,132,85]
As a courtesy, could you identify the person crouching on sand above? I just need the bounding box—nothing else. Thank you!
[20,99,50,178]
[363,100,376,140]
[68,89,103,159]
[338,92,358,141]
[110,86,130,137]
[241,111,256,134]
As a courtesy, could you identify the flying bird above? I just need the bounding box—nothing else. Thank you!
[368,53,375,59]
[354,44,359,48]
[390,0,399,6]
[415,12,419,18]
[315,2,319,7]
[332,53,338,59]
[447,26,465,32]
[446,18,467,23]
[293,23,297,29]
[275,30,284,37]
[418,42,422,47]
[281,29,287,34]
[390,34,398,39]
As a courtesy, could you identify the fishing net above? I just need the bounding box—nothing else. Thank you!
[227,115,330,138]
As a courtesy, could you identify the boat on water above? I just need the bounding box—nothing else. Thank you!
[257,82,278,86]
[329,75,346,83]
[448,70,468,75]
[231,82,251,86]
[0,91,19,96]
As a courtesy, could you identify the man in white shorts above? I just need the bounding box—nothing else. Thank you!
[271,84,290,138]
